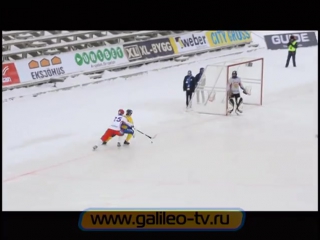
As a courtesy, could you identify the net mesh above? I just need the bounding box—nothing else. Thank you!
[190,57,263,115]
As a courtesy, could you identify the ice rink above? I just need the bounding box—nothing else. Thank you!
[3,31,318,211]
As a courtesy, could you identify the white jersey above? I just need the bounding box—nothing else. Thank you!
[198,74,206,87]
[109,115,133,131]
[228,77,242,94]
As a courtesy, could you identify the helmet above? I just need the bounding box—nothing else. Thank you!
[232,71,237,78]
[118,109,124,115]
[126,109,133,116]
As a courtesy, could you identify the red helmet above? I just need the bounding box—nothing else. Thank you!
[118,109,124,115]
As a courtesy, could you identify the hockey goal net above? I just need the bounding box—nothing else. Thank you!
[190,57,264,115]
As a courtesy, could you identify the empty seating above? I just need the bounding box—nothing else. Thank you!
[2,30,192,62]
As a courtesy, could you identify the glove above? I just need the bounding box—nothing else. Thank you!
[243,90,248,95]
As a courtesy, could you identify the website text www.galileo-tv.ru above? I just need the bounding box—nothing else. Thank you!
[79,210,245,230]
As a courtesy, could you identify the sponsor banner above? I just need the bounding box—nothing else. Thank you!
[264,32,318,50]
[2,63,21,86]
[169,31,211,53]
[73,46,127,69]
[123,38,174,61]
[205,31,252,48]
[13,45,128,83]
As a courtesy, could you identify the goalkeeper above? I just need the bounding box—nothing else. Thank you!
[228,70,249,114]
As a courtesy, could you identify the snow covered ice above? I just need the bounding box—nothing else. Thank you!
[3,31,318,211]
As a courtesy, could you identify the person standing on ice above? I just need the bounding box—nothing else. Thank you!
[183,70,196,109]
[228,70,248,114]
[285,35,297,68]
[195,67,206,104]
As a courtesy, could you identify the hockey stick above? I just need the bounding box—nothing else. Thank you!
[135,129,157,143]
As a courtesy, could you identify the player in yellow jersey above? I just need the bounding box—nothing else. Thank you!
[121,109,134,145]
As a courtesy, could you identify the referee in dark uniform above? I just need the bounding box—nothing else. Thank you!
[285,35,298,67]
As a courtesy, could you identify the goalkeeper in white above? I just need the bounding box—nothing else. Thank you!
[228,70,248,114]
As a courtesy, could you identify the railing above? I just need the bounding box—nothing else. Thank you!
[2,31,103,47]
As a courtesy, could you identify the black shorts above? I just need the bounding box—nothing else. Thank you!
[230,93,240,98]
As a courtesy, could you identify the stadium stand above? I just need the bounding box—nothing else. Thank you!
[2,30,191,62]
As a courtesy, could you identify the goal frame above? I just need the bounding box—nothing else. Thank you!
[224,57,264,115]
[192,57,264,116]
